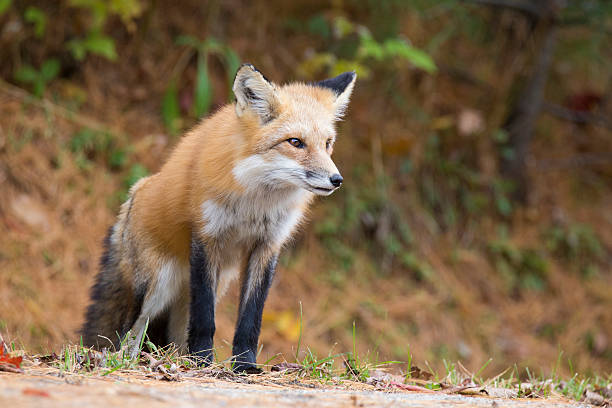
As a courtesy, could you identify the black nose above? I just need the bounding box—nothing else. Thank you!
[330,173,343,187]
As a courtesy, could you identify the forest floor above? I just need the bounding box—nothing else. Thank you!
[0,367,590,408]
[1,346,609,408]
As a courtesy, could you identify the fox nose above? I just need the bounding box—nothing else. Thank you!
[330,173,343,187]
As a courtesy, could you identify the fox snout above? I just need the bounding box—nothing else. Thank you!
[305,169,343,195]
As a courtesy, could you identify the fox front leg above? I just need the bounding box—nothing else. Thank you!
[232,248,278,373]
[188,237,216,365]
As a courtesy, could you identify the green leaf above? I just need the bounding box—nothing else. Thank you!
[40,59,60,81]
[14,65,39,83]
[162,79,180,135]
[223,47,240,94]
[333,16,354,39]
[67,39,87,60]
[307,14,330,38]
[175,35,201,49]
[32,80,45,98]
[331,59,370,78]
[358,34,385,61]
[83,31,117,60]
[383,39,437,73]
[24,6,47,38]
[204,37,222,53]
[109,148,127,169]
[68,31,117,61]
[193,53,212,117]
[108,0,143,27]
[124,164,149,189]
[0,0,12,15]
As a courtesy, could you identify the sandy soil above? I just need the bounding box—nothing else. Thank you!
[0,368,587,408]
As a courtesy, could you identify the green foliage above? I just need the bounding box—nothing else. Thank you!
[0,0,11,15]
[545,223,604,277]
[487,239,549,292]
[124,163,149,189]
[68,0,143,29]
[24,6,46,38]
[162,35,240,133]
[66,0,142,60]
[418,133,516,230]
[298,15,436,79]
[162,79,181,136]
[67,30,117,61]
[14,59,60,97]
[68,127,129,172]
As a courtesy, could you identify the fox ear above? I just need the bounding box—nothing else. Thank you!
[314,71,357,119]
[233,64,278,124]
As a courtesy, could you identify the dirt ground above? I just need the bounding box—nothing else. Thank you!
[0,368,588,408]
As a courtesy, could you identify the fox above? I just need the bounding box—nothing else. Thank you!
[81,64,356,372]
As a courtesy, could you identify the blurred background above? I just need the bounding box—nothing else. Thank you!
[0,0,610,377]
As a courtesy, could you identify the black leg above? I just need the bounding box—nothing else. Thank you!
[188,236,216,365]
[232,252,278,373]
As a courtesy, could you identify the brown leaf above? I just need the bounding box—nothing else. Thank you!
[38,353,59,364]
[390,382,435,393]
[367,369,404,384]
[0,342,23,372]
[23,388,51,398]
[583,390,610,407]
[271,362,303,373]
[594,386,612,400]
[408,365,434,381]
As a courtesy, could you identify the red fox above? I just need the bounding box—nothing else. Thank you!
[81,64,356,372]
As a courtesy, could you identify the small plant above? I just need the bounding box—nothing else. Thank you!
[298,15,437,79]
[124,163,149,189]
[24,6,47,38]
[66,0,143,61]
[162,35,240,135]
[487,239,549,292]
[544,223,605,277]
[14,59,60,98]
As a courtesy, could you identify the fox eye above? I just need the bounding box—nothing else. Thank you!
[287,138,305,148]
[326,139,332,150]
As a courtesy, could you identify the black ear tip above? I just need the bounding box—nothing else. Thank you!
[313,71,356,95]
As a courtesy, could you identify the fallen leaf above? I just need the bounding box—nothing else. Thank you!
[594,386,612,400]
[38,353,59,364]
[0,342,23,372]
[408,365,434,381]
[271,362,303,373]
[367,369,404,384]
[583,389,610,406]
[22,388,51,398]
[390,382,435,393]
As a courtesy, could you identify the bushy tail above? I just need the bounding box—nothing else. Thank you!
[81,227,144,349]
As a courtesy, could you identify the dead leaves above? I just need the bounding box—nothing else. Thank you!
[271,362,303,373]
[583,388,612,407]
[142,352,181,381]
[0,342,23,373]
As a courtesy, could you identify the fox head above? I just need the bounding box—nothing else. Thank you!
[232,64,356,196]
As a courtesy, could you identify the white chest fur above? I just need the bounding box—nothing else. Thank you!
[200,188,308,247]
